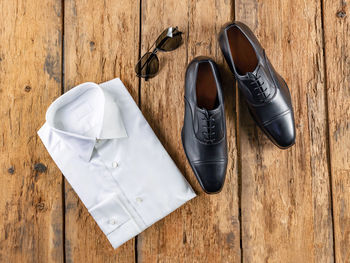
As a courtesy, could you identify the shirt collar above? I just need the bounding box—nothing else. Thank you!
[45,82,127,161]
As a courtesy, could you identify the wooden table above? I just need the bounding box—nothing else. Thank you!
[1,0,349,262]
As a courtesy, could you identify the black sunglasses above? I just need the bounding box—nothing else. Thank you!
[135,27,183,80]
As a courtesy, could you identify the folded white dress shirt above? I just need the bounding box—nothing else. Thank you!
[38,78,196,249]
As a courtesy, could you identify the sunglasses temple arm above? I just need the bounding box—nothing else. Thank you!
[136,39,157,65]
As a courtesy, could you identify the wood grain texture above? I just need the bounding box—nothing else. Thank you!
[1,0,349,261]
[64,0,139,262]
[0,0,63,262]
[323,1,350,262]
[137,0,240,262]
[235,0,334,262]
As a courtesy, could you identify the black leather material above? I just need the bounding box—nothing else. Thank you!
[219,21,296,149]
[182,56,228,194]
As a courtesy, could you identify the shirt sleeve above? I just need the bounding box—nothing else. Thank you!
[38,123,143,248]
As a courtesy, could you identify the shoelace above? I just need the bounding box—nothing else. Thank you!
[248,71,271,103]
[201,109,216,144]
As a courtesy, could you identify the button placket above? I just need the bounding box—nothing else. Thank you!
[94,146,147,230]
[108,218,118,225]
[112,161,119,168]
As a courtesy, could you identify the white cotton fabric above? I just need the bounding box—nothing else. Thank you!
[38,78,196,249]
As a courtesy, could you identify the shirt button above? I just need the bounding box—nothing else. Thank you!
[109,218,117,225]
[112,161,118,168]
[136,197,143,203]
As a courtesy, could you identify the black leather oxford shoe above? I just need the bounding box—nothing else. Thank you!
[181,57,228,194]
[219,21,296,149]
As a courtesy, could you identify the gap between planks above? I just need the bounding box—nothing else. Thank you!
[319,0,336,261]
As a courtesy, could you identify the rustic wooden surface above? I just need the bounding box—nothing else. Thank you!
[235,0,334,262]
[0,0,349,262]
[323,0,350,262]
[64,0,139,262]
[0,0,64,262]
[138,1,240,262]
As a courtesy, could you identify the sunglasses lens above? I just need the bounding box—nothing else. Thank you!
[155,27,183,51]
[135,52,159,78]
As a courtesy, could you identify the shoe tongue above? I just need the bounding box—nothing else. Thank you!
[241,64,272,101]
[195,105,223,143]
[243,64,260,79]
[196,105,221,116]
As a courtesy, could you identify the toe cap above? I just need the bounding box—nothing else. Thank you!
[192,161,227,194]
[263,111,296,149]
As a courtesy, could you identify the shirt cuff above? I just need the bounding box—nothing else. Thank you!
[88,194,141,248]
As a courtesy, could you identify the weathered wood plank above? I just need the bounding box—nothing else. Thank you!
[235,0,334,262]
[137,0,240,262]
[0,0,63,262]
[323,1,350,262]
[64,0,139,261]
